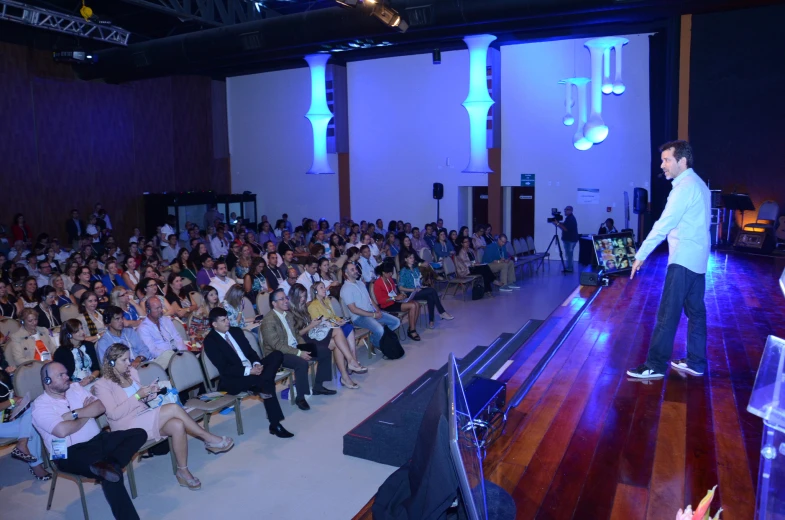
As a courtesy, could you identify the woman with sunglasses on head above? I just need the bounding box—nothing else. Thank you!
[188,286,220,345]
[93,343,234,491]
[110,286,144,328]
[53,319,100,385]
[139,277,174,317]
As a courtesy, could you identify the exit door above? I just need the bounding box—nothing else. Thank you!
[472,187,489,230]
[511,187,535,239]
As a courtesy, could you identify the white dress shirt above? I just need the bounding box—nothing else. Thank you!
[296,271,316,302]
[210,275,235,302]
[273,310,298,348]
[223,331,259,376]
[359,256,378,283]
[210,235,230,258]
[278,280,293,297]
[161,224,176,241]
[635,169,711,274]
[137,316,186,358]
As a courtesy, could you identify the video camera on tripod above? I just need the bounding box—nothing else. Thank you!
[547,208,563,224]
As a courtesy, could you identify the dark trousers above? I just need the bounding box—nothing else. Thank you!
[55,429,147,520]
[645,264,707,373]
[281,342,331,399]
[237,350,285,425]
[413,287,445,321]
[470,265,495,293]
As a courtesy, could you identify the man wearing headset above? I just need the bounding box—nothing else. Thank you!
[32,362,146,519]
[96,306,152,364]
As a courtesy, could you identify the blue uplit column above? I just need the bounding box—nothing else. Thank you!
[462,34,496,173]
[304,54,335,174]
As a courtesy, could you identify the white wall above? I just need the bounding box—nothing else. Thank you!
[502,35,651,253]
[227,68,340,227]
[347,51,488,229]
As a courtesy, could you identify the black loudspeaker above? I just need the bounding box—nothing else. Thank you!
[580,265,604,286]
[633,188,648,214]
[734,230,774,254]
[432,182,444,200]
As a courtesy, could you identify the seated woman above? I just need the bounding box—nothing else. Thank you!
[51,274,76,307]
[456,236,495,295]
[78,291,106,343]
[398,252,454,329]
[381,232,400,261]
[188,286,220,345]
[61,261,79,292]
[397,235,422,266]
[483,225,496,245]
[53,319,100,385]
[94,344,234,491]
[234,244,253,279]
[139,277,174,317]
[71,266,92,301]
[35,285,61,329]
[448,230,461,251]
[173,248,198,285]
[0,376,51,481]
[0,279,19,319]
[110,286,144,328]
[308,281,366,374]
[86,256,103,283]
[90,279,110,311]
[100,259,128,291]
[165,272,196,321]
[243,257,268,305]
[6,308,56,365]
[121,256,141,290]
[220,284,247,328]
[245,231,263,256]
[433,230,455,261]
[16,276,38,314]
[315,257,341,296]
[372,263,422,341]
[289,284,360,389]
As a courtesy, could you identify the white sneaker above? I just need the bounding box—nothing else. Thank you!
[499,286,513,292]
[508,284,521,290]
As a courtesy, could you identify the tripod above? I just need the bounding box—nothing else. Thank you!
[544,223,566,271]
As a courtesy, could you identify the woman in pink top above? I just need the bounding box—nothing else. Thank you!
[93,344,234,490]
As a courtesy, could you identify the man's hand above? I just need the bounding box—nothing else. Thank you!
[630,259,644,280]
[250,364,262,376]
[83,395,97,407]
[299,351,313,362]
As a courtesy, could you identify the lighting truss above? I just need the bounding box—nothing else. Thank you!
[0,0,130,45]
[116,0,271,27]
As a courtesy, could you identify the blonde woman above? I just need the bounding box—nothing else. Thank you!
[7,308,55,365]
[51,274,76,307]
[220,284,246,328]
[110,286,144,328]
[93,344,234,491]
[308,281,367,375]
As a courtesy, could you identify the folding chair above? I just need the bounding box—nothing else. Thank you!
[0,318,20,337]
[241,297,256,322]
[167,351,242,435]
[44,445,92,520]
[441,256,479,301]
[334,297,375,358]
[256,292,272,317]
[13,360,45,400]
[59,304,81,322]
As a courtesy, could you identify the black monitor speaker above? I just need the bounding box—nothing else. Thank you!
[433,182,444,200]
[633,187,648,214]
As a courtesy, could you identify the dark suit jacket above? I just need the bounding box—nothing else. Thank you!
[66,219,86,243]
[263,265,285,291]
[203,327,262,395]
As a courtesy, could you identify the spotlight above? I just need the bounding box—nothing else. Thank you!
[372,4,408,33]
[433,49,441,64]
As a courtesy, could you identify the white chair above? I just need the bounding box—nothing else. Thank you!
[13,360,45,401]
[0,318,20,337]
[256,292,272,316]
[241,297,256,321]
[420,248,433,264]
[171,319,189,342]
[60,304,80,322]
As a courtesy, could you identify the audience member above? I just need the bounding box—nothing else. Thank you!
[456,237,495,295]
[53,319,100,384]
[433,230,455,261]
[220,284,247,328]
[173,248,198,284]
[94,343,233,491]
[0,385,51,480]
[196,254,216,287]
[295,256,319,302]
[188,286,219,345]
[91,280,110,311]
[598,218,618,235]
[121,257,140,290]
[78,291,106,341]
[262,252,286,291]
[261,288,335,411]
[137,297,186,367]
[398,235,422,265]
[71,266,92,300]
[279,267,299,296]
[32,361,147,520]
[358,245,378,284]
[110,287,143,328]
[139,277,174,316]
[308,281,366,374]
[101,259,128,291]
[18,276,38,312]
[398,252,454,328]
[96,306,151,364]
[482,234,519,292]
[7,308,55,365]
[11,214,32,244]
[210,225,230,258]
[35,285,61,329]
[165,273,196,320]
[209,259,235,301]
[423,224,437,250]
[257,221,277,245]
[161,234,179,264]
[66,209,85,249]
[243,257,268,303]
[340,263,400,348]
[372,263,422,341]
[51,274,76,307]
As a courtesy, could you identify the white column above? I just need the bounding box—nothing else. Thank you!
[304,54,334,174]
[462,34,496,173]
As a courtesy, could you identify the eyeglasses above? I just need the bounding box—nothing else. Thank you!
[146,284,157,289]
[273,297,289,302]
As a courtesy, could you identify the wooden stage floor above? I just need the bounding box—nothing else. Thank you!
[355,251,785,520]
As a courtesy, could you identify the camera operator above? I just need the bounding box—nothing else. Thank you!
[556,206,579,272]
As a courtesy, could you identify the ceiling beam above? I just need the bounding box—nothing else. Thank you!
[116,0,275,26]
[0,0,130,45]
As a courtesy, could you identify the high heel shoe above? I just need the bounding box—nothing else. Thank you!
[29,467,52,481]
[204,436,234,454]
[340,377,359,389]
[176,467,201,490]
[348,363,368,374]
[12,448,37,463]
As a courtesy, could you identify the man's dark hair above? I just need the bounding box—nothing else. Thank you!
[200,253,212,264]
[659,140,693,168]
[214,259,227,269]
[382,262,394,274]
[208,307,228,328]
[304,256,318,267]
[104,305,124,324]
[411,227,419,233]
[269,288,285,308]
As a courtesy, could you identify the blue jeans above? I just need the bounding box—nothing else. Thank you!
[353,313,401,347]
[645,264,707,373]
[562,240,577,271]
[0,408,44,467]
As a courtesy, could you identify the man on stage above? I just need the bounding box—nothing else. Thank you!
[627,140,711,379]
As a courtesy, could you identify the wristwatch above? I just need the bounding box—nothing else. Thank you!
[71,410,79,420]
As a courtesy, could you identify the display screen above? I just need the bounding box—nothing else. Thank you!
[592,231,636,273]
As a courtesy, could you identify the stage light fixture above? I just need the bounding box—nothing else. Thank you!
[372,4,408,33]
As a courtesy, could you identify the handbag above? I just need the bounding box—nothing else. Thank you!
[307,321,331,341]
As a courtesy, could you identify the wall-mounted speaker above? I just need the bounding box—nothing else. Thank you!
[433,182,444,200]
[633,187,648,214]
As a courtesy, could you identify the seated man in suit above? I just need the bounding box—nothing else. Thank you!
[262,252,286,291]
[203,308,292,438]
[261,288,336,411]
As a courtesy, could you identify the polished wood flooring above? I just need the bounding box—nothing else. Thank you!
[355,251,785,519]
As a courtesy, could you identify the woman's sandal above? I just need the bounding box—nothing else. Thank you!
[29,467,52,481]
[204,436,234,454]
[407,330,421,341]
[12,448,37,463]
[176,466,202,490]
[340,377,360,389]
[348,363,368,374]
